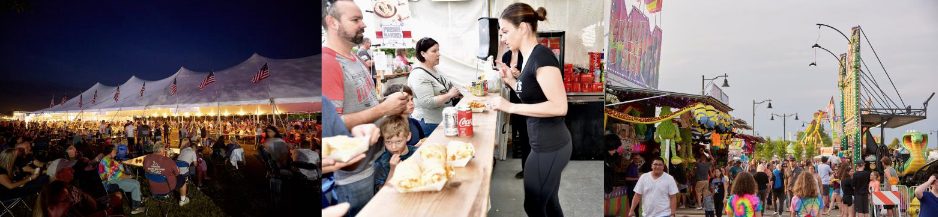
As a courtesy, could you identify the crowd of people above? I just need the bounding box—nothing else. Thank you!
[0,115,322,216]
[610,144,938,217]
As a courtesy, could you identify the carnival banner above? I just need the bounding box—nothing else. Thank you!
[607,2,662,89]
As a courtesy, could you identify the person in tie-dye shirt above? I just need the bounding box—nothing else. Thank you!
[97,145,144,214]
[725,172,763,217]
[790,172,824,217]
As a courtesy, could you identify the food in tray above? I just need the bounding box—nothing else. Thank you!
[390,156,454,192]
[393,159,423,190]
[419,160,447,184]
[468,101,485,112]
[447,141,475,167]
[322,135,369,162]
[417,143,447,162]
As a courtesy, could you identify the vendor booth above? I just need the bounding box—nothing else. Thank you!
[330,0,611,216]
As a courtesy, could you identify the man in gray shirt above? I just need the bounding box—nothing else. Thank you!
[322,1,410,215]
[357,38,374,75]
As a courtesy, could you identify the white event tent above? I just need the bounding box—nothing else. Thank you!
[26,53,320,122]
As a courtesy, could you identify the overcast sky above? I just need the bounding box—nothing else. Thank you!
[655,1,938,147]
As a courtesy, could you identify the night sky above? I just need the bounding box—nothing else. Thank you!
[0,0,321,115]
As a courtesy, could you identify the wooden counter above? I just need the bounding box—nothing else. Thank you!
[357,94,499,217]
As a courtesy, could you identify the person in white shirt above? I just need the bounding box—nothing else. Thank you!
[99,121,107,136]
[817,156,833,208]
[124,121,136,155]
[176,140,197,176]
[629,157,679,217]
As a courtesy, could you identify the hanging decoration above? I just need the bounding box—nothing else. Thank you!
[606,103,705,124]
[712,133,723,150]
[630,109,647,140]
[692,104,734,133]
[679,128,695,164]
[654,106,682,166]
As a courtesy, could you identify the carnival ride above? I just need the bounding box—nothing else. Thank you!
[812,24,933,170]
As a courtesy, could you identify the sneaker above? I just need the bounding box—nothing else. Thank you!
[179,197,191,206]
[697,207,702,210]
[131,207,145,215]
[515,171,524,179]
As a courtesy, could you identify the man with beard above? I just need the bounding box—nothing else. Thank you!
[322,0,408,129]
[321,0,409,215]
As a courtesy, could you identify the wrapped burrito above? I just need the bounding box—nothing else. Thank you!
[418,143,447,162]
[419,159,447,185]
[447,141,475,167]
[390,159,423,191]
[322,135,368,162]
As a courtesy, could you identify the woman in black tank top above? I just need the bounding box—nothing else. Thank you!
[489,3,572,217]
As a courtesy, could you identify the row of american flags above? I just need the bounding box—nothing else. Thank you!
[55,63,271,108]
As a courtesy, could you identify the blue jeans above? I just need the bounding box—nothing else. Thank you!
[419,119,438,136]
[333,176,375,216]
[114,178,142,203]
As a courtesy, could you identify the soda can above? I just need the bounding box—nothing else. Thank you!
[482,80,488,93]
[457,105,473,137]
[442,107,458,136]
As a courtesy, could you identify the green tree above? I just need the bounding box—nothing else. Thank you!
[793,141,805,161]
[774,140,788,159]
[805,141,818,158]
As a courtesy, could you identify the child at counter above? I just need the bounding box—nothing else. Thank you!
[373,115,418,191]
[373,84,426,191]
[383,84,425,147]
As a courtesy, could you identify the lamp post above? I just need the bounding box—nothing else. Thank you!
[702,74,730,96]
[816,23,851,42]
[810,43,846,70]
[771,113,799,141]
[752,99,773,135]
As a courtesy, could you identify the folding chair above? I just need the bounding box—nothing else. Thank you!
[97,184,126,217]
[144,173,176,217]
[0,197,31,217]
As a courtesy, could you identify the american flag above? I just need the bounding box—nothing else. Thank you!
[92,90,97,104]
[50,97,54,107]
[114,86,120,102]
[140,82,146,97]
[170,78,177,95]
[251,63,270,84]
[199,72,216,90]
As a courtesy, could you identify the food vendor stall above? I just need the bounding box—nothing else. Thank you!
[357,93,498,216]
[335,0,610,215]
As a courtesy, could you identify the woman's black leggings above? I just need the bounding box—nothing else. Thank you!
[715,192,724,217]
[523,141,572,217]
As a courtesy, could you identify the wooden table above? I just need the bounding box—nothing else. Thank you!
[122,148,181,167]
[357,94,499,217]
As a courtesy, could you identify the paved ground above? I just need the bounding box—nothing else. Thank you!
[488,158,603,217]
